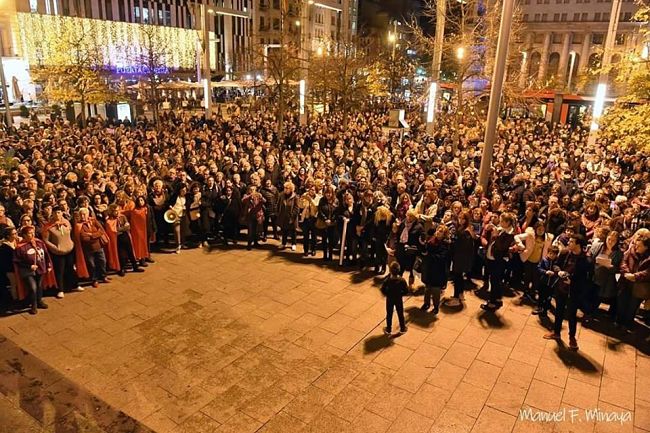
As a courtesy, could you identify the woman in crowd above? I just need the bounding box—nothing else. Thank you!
[42,206,81,298]
[616,236,650,329]
[317,185,338,261]
[448,211,476,307]
[421,224,450,314]
[13,225,53,315]
[395,208,424,289]
[0,226,18,304]
[590,230,623,319]
[514,221,554,303]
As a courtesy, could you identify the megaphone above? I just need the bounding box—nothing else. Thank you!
[164,209,179,224]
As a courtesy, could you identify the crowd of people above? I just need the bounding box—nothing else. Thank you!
[0,106,649,351]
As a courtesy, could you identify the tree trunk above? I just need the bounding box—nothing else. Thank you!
[277,84,285,137]
[80,95,87,128]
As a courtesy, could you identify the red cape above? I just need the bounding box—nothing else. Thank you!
[73,223,90,279]
[126,207,149,260]
[38,224,58,290]
[103,218,121,272]
[12,240,55,301]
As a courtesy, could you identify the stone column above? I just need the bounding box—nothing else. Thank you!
[538,32,552,81]
[579,33,591,74]
[558,32,572,84]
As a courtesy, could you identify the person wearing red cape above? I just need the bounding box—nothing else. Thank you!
[13,225,53,314]
[125,196,155,267]
[105,204,143,276]
[77,208,108,288]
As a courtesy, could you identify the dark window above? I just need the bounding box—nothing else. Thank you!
[84,0,92,17]
[592,33,604,44]
[573,12,580,21]
[594,12,601,20]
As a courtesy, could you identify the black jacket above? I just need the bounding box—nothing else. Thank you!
[421,239,450,287]
[381,275,408,300]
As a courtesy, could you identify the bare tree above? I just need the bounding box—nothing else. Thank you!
[246,0,305,136]
[131,23,172,124]
[309,38,378,127]
[410,0,528,119]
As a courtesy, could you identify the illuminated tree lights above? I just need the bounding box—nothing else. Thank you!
[15,13,199,70]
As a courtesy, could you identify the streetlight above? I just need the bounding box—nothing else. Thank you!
[198,2,250,117]
[566,50,576,92]
[587,0,622,145]
[456,46,465,61]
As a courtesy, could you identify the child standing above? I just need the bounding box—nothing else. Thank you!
[534,245,560,317]
[381,262,409,335]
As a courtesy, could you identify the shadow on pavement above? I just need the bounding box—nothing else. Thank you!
[363,334,393,354]
[476,310,510,329]
[0,335,154,433]
[405,306,439,329]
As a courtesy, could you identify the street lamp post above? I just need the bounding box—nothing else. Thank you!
[197,1,250,118]
[202,0,211,117]
[0,32,12,127]
[566,50,576,92]
[587,0,622,145]
[426,0,447,132]
[478,0,515,190]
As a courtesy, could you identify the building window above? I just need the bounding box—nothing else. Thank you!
[573,12,580,20]
[84,0,92,17]
[143,8,150,23]
[523,14,529,21]
[552,33,562,43]
[272,0,280,8]
[331,15,336,25]
[561,13,567,21]
[573,34,583,43]
[542,13,548,21]
[592,33,604,44]
[594,12,601,20]
[615,33,625,45]
[534,13,540,21]
[106,0,113,20]
[134,6,141,22]
[553,13,560,21]
[602,12,609,21]
[272,18,280,29]
[29,0,37,12]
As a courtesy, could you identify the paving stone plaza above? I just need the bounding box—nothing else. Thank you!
[1,245,649,433]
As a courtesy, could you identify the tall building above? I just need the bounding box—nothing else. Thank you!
[251,0,358,51]
[518,0,644,92]
[0,0,252,92]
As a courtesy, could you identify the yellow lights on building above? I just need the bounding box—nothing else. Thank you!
[15,13,199,70]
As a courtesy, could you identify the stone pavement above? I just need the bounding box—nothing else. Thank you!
[0,244,649,433]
